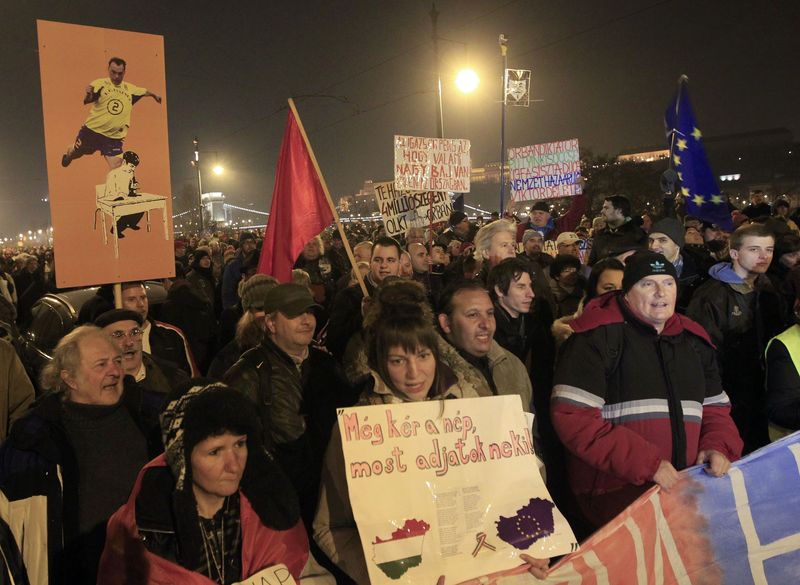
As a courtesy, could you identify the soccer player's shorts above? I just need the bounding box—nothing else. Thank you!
[72,126,123,158]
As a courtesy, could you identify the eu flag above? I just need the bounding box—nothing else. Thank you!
[664,77,732,231]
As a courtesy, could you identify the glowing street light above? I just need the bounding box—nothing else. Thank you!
[455,68,479,93]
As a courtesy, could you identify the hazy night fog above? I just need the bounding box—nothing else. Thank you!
[1,0,798,235]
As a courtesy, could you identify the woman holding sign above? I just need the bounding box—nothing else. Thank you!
[314,282,550,583]
[98,382,332,585]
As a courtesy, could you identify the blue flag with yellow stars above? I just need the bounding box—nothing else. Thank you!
[664,78,732,231]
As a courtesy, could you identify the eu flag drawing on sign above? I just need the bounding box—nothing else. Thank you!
[664,77,733,231]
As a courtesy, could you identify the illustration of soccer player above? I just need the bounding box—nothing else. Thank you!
[62,57,161,169]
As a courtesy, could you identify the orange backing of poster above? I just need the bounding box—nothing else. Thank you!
[37,20,174,287]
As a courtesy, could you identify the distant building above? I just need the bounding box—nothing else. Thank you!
[617,127,800,206]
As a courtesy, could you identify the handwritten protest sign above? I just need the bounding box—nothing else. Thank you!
[394,135,471,193]
[338,396,576,585]
[373,181,453,237]
[508,139,581,203]
[232,564,296,585]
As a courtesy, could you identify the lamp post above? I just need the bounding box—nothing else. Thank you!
[430,3,444,139]
[192,137,204,232]
[499,34,508,215]
[191,138,225,233]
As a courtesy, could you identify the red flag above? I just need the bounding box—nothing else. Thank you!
[258,105,334,281]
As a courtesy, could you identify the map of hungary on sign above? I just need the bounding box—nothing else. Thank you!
[372,519,431,579]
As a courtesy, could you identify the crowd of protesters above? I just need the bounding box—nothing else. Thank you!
[0,187,797,583]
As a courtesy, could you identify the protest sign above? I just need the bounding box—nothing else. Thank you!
[232,564,296,585]
[338,395,576,585]
[508,139,581,203]
[373,181,453,237]
[394,135,471,193]
[38,20,173,287]
[515,432,800,585]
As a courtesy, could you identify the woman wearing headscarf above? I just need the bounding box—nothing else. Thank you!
[98,382,332,584]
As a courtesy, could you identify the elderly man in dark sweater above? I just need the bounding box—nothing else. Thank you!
[0,326,162,584]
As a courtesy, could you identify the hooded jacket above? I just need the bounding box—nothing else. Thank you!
[99,383,333,585]
[551,292,742,516]
[687,262,786,451]
[98,456,325,585]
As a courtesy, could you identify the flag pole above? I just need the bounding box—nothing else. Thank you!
[667,74,689,170]
[287,98,369,298]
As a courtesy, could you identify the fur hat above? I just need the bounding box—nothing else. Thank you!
[239,274,279,311]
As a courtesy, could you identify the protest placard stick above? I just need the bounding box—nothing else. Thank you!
[287,98,368,298]
[113,283,122,309]
[428,190,434,274]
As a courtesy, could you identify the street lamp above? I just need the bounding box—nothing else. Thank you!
[455,69,479,93]
[191,138,225,232]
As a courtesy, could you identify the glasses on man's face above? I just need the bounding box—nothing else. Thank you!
[110,328,143,340]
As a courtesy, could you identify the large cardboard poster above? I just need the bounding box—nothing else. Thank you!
[373,181,453,237]
[338,396,576,585]
[508,139,581,203]
[394,135,471,193]
[38,20,173,287]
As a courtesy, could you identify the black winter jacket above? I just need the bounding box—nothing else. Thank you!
[223,339,354,524]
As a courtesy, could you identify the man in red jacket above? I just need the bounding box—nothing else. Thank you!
[551,251,742,528]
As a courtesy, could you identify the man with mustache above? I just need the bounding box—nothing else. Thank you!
[688,223,786,454]
[94,309,187,396]
[224,284,352,526]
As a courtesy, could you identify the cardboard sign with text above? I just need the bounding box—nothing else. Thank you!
[338,396,576,585]
[508,139,581,203]
[38,20,173,287]
[373,181,452,237]
[394,135,470,193]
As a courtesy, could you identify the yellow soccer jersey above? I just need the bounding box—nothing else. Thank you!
[84,78,147,139]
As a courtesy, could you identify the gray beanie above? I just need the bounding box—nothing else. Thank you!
[650,217,685,248]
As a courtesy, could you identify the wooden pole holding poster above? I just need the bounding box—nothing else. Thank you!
[286,98,368,298]
[113,283,122,309]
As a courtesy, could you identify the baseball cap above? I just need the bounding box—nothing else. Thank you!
[263,284,321,318]
[556,232,580,246]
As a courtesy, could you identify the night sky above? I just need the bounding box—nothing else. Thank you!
[1,0,798,236]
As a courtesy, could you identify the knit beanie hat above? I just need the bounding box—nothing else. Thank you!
[159,381,300,530]
[650,217,685,248]
[238,274,279,311]
[522,229,542,245]
[530,201,550,213]
[622,251,678,293]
